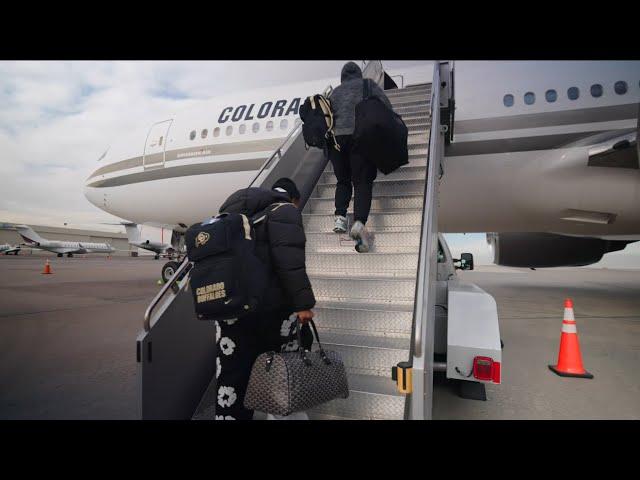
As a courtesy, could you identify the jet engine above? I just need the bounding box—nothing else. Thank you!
[486,232,633,268]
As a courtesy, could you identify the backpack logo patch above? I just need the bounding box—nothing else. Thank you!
[195,232,210,247]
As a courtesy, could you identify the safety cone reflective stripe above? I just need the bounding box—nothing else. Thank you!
[549,297,593,379]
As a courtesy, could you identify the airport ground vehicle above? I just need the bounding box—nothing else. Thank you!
[135,62,502,420]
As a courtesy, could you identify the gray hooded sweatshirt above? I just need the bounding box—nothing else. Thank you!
[330,62,392,136]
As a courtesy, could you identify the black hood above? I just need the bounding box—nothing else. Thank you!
[341,62,363,83]
[219,187,291,217]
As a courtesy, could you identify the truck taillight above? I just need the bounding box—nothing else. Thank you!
[473,356,501,383]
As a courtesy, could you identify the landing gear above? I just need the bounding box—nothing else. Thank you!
[161,261,180,284]
[67,253,73,258]
[57,253,63,258]
[155,254,160,260]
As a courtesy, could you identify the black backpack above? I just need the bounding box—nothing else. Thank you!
[299,94,340,151]
[352,79,408,175]
[185,212,268,321]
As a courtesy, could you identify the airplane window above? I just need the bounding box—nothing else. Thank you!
[294,118,302,126]
[226,126,233,136]
[266,120,274,132]
[590,84,603,98]
[201,129,208,139]
[252,122,260,133]
[614,81,628,95]
[159,136,163,146]
[567,87,580,100]
[239,124,246,134]
[280,119,288,130]
[503,94,514,107]
[213,127,220,137]
[524,92,535,105]
[190,130,196,140]
[545,89,557,103]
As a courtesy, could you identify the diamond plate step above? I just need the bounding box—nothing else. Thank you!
[306,231,420,253]
[314,302,413,338]
[323,154,427,173]
[307,194,423,214]
[308,374,404,420]
[385,86,431,98]
[320,165,426,184]
[318,332,410,377]
[309,275,417,306]
[306,252,418,278]
[390,98,431,109]
[315,179,425,198]
[395,105,430,116]
[303,210,422,232]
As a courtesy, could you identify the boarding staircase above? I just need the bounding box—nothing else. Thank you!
[136,61,454,421]
[302,83,431,419]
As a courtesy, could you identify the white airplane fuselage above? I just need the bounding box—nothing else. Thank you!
[84,61,640,238]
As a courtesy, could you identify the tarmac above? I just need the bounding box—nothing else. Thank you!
[0,256,638,420]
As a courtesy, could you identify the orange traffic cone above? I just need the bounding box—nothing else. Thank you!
[549,298,593,378]
[42,259,53,275]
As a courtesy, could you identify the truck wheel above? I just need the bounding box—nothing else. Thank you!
[162,261,180,283]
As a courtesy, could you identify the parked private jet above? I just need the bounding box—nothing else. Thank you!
[121,222,183,259]
[0,244,20,255]
[8,225,115,257]
[84,61,640,275]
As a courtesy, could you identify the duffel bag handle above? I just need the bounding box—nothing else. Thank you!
[295,317,332,366]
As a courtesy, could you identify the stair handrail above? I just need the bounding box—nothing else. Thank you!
[407,61,446,419]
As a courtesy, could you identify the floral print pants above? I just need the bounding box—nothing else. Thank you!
[214,309,313,420]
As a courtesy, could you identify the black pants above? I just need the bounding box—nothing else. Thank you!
[215,310,313,420]
[328,135,378,224]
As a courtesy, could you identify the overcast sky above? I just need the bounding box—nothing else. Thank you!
[0,60,638,267]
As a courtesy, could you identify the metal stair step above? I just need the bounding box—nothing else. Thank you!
[403,115,431,126]
[315,179,425,198]
[313,303,413,338]
[317,332,410,377]
[323,155,427,174]
[306,231,420,253]
[396,104,430,115]
[385,86,431,98]
[390,98,431,109]
[308,275,417,306]
[306,252,418,278]
[320,166,426,184]
[307,194,424,214]
[308,374,404,420]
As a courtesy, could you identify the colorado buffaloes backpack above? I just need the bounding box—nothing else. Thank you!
[185,212,268,321]
[299,94,340,151]
[352,79,408,175]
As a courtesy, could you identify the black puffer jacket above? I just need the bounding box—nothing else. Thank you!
[219,187,316,313]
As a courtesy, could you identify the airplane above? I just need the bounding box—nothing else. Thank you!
[83,61,640,274]
[120,222,184,260]
[9,225,115,257]
[0,244,20,255]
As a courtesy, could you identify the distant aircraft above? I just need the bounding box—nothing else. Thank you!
[11,225,115,257]
[0,244,20,255]
[121,222,182,260]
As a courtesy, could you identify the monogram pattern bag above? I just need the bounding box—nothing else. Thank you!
[244,319,349,416]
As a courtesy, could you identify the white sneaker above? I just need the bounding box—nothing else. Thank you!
[350,220,370,253]
[333,215,348,233]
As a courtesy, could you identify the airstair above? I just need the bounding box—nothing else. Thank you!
[136,61,454,420]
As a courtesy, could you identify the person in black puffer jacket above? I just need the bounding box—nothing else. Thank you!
[213,178,316,420]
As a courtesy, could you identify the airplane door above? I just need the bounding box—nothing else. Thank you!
[143,119,173,169]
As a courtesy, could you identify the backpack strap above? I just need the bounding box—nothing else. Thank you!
[363,78,371,100]
[317,95,341,152]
